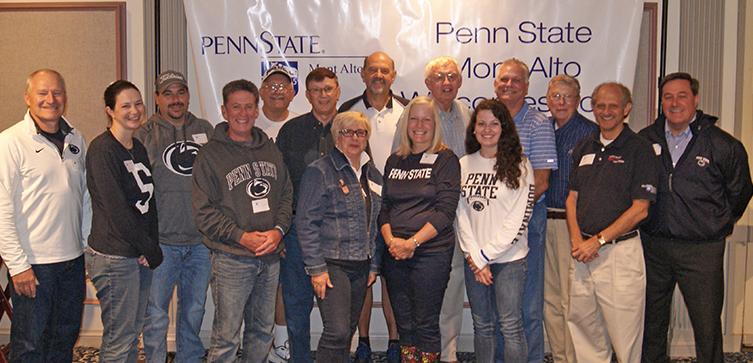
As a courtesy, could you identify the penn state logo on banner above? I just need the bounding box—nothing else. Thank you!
[261,61,299,95]
[162,141,202,176]
[246,178,271,198]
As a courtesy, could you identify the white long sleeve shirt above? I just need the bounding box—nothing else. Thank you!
[0,111,90,276]
[456,152,534,270]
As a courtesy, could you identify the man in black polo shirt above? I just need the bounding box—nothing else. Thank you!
[565,82,658,363]
[276,67,339,363]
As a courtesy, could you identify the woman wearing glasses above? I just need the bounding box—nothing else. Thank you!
[379,96,461,363]
[297,111,383,363]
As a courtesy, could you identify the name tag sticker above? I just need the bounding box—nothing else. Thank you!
[368,180,382,196]
[252,198,270,213]
[579,154,595,166]
[420,153,438,164]
[193,133,208,144]
[653,143,662,156]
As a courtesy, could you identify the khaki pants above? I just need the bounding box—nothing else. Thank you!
[568,236,645,363]
[439,240,466,361]
[544,217,577,363]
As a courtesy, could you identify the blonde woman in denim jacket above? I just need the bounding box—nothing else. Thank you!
[297,111,383,363]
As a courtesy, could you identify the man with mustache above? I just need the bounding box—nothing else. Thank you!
[339,51,407,363]
[566,82,657,363]
[136,70,215,363]
[256,64,299,363]
[639,73,752,363]
[256,64,299,141]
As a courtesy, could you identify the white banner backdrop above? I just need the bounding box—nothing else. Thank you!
[184,0,644,125]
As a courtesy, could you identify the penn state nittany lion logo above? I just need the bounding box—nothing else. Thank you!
[472,201,485,212]
[162,141,201,176]
[246,178,271,198]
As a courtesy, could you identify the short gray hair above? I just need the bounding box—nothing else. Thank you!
[548,74,581,97]
[424,56,461,80]
[497,59,530,82]
[26,69,66,94]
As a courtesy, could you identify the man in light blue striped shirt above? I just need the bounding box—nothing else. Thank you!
[494,58,558,363]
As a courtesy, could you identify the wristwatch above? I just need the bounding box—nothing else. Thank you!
[597,233,607,246]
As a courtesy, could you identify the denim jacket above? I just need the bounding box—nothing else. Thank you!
[296,148,383,276]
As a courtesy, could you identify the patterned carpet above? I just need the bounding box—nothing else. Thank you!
[70,347,753,362]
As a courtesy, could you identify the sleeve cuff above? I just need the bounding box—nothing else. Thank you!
[305,263,328,276]
[231,228,245,244]
[470,249,489,271]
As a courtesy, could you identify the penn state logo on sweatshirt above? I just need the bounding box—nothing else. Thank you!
[162,141,202,176]
[226,161,278,199]
[461,172,500,211]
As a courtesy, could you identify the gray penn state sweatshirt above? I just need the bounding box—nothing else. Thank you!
[135,112,214,246]
[191,123,293,261]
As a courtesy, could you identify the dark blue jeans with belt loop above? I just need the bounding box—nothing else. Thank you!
[382,247,453,354]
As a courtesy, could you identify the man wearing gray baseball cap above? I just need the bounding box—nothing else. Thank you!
[137,70,215,363]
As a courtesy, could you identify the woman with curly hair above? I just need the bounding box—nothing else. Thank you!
[456,99,535,363]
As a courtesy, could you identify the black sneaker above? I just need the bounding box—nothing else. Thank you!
[354,341,372,363]
[385,341,400,363]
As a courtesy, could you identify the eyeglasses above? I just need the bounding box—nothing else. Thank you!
[339,129,368,138]
[548,93,577,102]
[308,86,337,95]
[431,73,459,83]
[260,84,291,92]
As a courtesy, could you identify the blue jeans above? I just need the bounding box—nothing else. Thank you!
[497,200,546,363]
[143,243,211,363]
[280,221,315,363]
[382,247,453,354]
[206,251,279,363]
[315,259,370,363]
[465,258,528,363]
[9,254,85,363]
[86,251,153,363]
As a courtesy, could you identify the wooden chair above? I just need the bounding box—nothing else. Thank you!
[0,259,13,363]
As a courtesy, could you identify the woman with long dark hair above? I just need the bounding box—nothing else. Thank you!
[456,99,535,363]
[85,80,162,362]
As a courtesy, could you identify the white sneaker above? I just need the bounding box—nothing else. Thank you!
[268,340,289,362]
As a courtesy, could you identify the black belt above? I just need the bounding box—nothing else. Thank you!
[581,230,638,244]
[547,210,567,219]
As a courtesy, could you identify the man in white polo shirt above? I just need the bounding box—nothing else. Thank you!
[339,51,408,363]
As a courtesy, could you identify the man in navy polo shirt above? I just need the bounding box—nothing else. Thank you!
[544,74,597,363]
[565,82,657,363]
